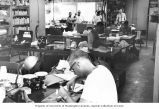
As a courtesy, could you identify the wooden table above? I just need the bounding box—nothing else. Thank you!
[120,35,136,46]
[10,47,71,62]
[47,34,87,45]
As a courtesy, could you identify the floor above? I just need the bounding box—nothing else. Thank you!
[119,41,155,103]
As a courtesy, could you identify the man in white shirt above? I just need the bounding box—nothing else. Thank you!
[92,11,102,25]
[116,9,126,24]
[75,10,84,23]
[58,50,118,103]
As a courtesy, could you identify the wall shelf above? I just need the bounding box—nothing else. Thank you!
[0,25,10,28]
[12,0,30,35]
[0,5,10,8]
[13,24,30,27]
[12,6,29,10]
[13,15,29,18]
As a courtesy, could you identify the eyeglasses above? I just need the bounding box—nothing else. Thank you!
[69,62,76,72]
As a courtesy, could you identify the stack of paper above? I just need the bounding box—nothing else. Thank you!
[64,83,84,93]
[54,74,76,81]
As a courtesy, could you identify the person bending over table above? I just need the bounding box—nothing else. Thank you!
[58,50,118,103]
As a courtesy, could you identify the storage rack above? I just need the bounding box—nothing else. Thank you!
[12,0,30,36]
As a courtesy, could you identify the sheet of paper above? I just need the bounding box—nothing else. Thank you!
[44,74,64,86]
[0,73,22,84]
[54,74,76,81]
[64,83,84,93]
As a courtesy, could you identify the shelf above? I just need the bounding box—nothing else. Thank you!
[0,25,10,29]
[0,34,8,37]
[13,24,30,27]
[12,6,29,10]
[0,5,10,8]
[13,15,29,18]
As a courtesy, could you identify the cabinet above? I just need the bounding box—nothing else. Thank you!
[12,0,30,36]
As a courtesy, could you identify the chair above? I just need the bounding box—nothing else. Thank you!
[0,61,19,74]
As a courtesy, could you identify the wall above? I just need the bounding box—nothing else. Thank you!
[136,0,149,30]
[126,0,149,30]
[30,0,45,40]
[125,0,133,24]
[126,0,158,40]
[148,7,158,40]
[45,2,96,23]
[45,2,76,22]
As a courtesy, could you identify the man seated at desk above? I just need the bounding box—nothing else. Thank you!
[58,50,118,103]
[87,22,107,50]
[120,21,131,35]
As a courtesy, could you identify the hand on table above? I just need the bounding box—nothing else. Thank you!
[58,86,70,98]
[57,86,78,103]
[67,76,77,91]
[57,86,70,102]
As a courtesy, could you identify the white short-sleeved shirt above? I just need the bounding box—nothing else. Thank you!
[75,15,84,23]
[80,65,118,103]
[92,15,102,25]
[116,13,126,23]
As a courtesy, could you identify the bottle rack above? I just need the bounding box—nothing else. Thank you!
[12,0,30,35]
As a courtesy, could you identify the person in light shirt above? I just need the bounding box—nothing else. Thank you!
[116,9,126,24]
[92,11,102,25]
[75,10,84,23]
[58,50,118,103]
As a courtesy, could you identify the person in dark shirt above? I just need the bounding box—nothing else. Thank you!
[66,12,74,31]
[88,22,106,49]
[120,20,131,35]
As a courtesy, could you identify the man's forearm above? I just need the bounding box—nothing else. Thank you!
[65,94,81,103]
[65,95,76,103]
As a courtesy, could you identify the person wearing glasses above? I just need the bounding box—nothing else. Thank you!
[58,50,118,103]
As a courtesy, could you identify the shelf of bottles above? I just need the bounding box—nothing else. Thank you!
[12,0,30,35]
